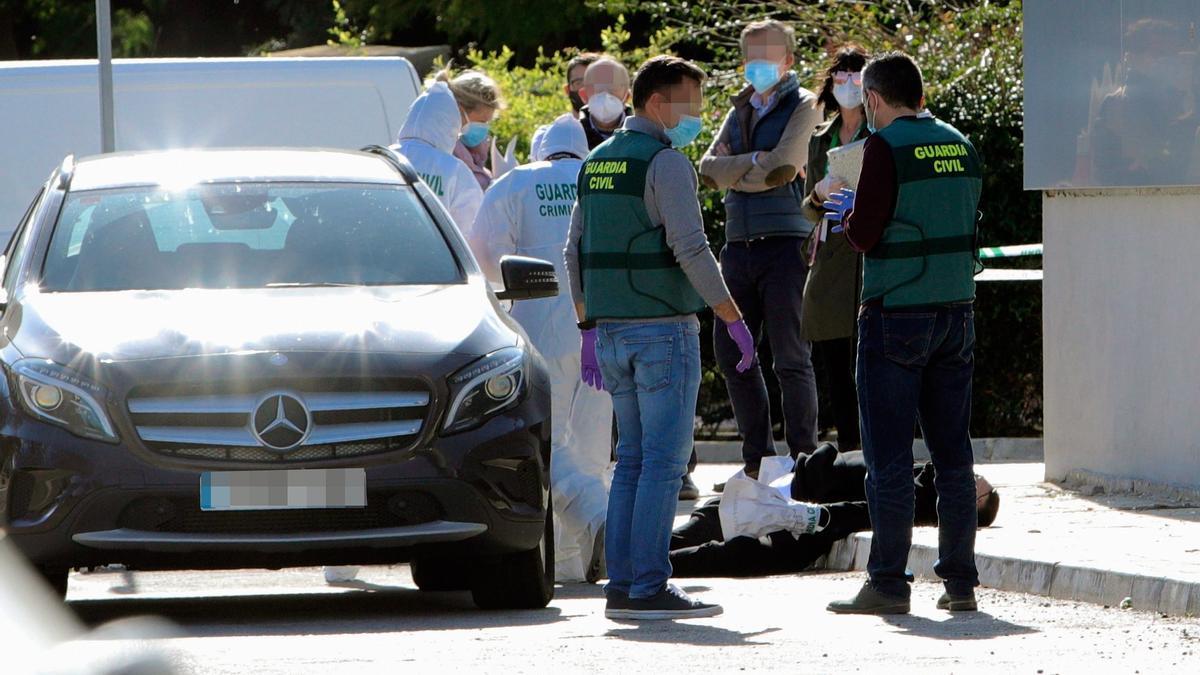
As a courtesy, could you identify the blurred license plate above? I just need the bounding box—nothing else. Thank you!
[200,469,366,511]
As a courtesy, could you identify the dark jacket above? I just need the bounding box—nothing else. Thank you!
[579,105,631,150]
[800,113,870,341]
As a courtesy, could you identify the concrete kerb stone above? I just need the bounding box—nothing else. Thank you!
[694,438,1044,464]
[1059,469,1200,502]
[818,532,1200,616]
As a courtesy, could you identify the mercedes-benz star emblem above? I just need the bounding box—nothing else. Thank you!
[251,392,311,452]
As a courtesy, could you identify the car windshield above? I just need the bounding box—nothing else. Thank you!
[40,182,463,291]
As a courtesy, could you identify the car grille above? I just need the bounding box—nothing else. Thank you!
[127,382,431,464]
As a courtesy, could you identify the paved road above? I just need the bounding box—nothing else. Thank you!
[42,463,1200,674]
[64,564,1199,675]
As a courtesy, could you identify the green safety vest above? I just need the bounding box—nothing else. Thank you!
[861,117,983,308]
[578,129,706,321]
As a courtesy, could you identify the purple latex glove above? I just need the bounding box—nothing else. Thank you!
[581,328,604,390]
[725,319,756,373]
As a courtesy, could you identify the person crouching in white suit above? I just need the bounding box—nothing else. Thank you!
[470,114,615,583]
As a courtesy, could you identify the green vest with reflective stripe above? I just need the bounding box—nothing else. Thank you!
[861,117,982,308]
[578,129,706,321]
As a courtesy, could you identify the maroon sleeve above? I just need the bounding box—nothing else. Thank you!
[843,134,897,253]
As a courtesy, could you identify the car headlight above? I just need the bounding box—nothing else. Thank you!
[442,347,526,434]
[11,359,119,443]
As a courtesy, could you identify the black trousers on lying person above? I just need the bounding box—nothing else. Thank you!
[669,499,868,577]
[668,461,941,578]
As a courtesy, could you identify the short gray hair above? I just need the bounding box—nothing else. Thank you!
[740,19,796,55]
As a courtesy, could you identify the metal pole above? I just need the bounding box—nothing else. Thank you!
[96,0,115,153]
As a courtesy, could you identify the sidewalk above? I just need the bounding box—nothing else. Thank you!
[687,463,1200,617]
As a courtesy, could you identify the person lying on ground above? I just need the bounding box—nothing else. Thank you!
[668,446,999,578]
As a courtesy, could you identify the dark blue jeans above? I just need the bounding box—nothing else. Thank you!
[714,237,819,471]
[857,302,979,598]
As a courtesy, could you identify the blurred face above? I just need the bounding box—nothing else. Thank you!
[645,77,703,129]
[742,30,795,70]
[581,61,631,105]
[565,63,588,107]
[462,105,496,126]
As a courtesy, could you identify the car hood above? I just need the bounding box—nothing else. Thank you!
[9,283,515,365]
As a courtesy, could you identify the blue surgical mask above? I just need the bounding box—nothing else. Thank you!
[744,60,783,94]
[461,121,490,148]
[664,114,704,148]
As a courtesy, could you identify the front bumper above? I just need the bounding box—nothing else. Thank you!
[72,521,489,553]
[2,402,549,571]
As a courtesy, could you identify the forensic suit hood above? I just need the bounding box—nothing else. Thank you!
[537,113,589,161]
[398,81,461,154]
[394,82,484,231]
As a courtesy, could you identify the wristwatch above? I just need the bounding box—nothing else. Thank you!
[577,320,596,330]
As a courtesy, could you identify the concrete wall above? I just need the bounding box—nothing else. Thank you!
[1043,190,1200,489]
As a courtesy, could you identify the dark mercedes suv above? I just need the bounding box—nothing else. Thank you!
[0,147,558,609]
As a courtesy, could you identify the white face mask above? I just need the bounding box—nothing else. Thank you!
[588,91,626,124]
[833,81,863,109]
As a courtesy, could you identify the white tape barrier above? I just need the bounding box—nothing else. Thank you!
[976,243,1042,282]
[975,268,1043,282]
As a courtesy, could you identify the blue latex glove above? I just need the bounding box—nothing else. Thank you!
[580,328,604,391]
[822,188,856,233]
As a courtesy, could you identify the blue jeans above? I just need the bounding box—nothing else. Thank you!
[596,320,701,599]
[857,302,979,598]
[713,238,819,471]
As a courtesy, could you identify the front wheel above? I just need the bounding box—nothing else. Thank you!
[470,508,554,610]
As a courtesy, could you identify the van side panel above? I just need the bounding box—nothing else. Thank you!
[0,57,422,240]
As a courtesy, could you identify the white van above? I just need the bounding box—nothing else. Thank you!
[0,57,422,240]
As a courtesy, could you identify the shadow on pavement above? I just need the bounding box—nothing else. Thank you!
[881,611,1039,640]
[69,586,566,637]
[607,623,781,647]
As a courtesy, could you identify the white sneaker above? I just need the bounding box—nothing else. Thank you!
[323,566,360,583]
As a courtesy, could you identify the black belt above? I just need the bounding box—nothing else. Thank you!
[725,234,804,248]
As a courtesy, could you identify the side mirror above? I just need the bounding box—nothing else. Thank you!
[495,255,558,302]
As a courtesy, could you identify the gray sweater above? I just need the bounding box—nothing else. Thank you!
[564,116,732,323]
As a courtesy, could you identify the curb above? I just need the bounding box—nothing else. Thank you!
[819,533,1200,617]
[694,438,1044,464]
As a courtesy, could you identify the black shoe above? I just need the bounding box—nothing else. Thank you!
[606,584,722,620]
[679,474,700,501]
[604,587,634,619]
[937,591,978,612]
[827,582,911,615]
[585,523,606,584]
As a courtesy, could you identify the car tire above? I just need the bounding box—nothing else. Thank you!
[470,507,554,610]
[38,567,69,599]
[410,557,470,592]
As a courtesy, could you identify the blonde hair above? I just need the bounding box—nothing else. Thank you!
[434,66,505,112]
[740,19,796,55]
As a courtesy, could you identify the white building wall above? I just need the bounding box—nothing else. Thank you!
[1043,190,1200,488]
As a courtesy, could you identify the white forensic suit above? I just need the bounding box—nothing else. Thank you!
[393,81,484,234]
[470,114,614,582]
